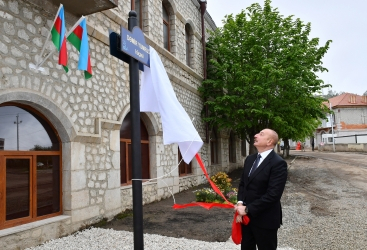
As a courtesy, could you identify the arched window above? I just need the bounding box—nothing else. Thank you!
[229,131,236,163]
[162,4,170,51]
[210,129,218,164]
[120,112,150,185]
[185,24,191,66]
[178,148,192,176]
[0,103,62,229]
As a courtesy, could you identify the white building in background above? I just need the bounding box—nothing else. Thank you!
[316,93,367,146]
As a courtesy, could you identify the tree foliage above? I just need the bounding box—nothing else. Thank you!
[323,89,344,99]
[199,0,332,155]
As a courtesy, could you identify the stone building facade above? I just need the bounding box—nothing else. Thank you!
[0,0,243,249]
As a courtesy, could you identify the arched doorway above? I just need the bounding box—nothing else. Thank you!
[120,112,150,185]
[0,103,62,229]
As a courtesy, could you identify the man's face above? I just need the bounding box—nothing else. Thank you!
[254,129,272,148]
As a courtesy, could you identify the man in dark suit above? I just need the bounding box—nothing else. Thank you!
[235,128,287,250]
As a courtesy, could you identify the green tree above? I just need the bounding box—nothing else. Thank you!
[199,0,331,156]
[30,144,53,151]
[323,90,345,99]
[323,89,339,99]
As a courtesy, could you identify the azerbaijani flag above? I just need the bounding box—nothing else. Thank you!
[67,17,92,79]
[51,5,68,72]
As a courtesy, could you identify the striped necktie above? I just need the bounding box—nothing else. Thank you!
[248,154,261,177]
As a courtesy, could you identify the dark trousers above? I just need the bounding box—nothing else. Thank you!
[241,223,278,250]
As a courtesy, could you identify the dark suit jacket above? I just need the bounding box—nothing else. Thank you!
[237,150,287,229]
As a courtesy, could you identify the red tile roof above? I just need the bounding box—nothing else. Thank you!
[328,93,367,108]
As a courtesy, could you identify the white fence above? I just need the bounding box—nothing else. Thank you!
[322,134,367,144]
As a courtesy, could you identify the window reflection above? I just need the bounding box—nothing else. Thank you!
[0,106,58,151]
[185,24,191,66]
[6,158,30,221]
[37,155,60,216]
[162,4,170,50]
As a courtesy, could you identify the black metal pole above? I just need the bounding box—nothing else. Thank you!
[128,10,144,250]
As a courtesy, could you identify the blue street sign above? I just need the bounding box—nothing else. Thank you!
[120,26,150,67]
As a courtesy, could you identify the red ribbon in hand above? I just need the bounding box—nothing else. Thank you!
[231,211,250,244]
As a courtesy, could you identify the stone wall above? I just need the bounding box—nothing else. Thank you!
[0,0,242,248]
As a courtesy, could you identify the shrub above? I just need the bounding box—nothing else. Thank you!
[193,172,238,204]
[210,172,232,192]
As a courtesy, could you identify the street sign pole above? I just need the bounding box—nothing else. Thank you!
[109,9,150,249]
[128,11,144,250]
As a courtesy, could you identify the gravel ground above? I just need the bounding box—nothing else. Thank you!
[26,154,367,250]
[278,157,367,249]
[25,228,295,250]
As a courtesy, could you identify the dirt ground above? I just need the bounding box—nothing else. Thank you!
[101,167,243,242]
[101,151,367,243]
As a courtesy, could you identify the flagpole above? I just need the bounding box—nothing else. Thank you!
[35,16,85,70]
[36,4,63,68]
[35,51,55,69]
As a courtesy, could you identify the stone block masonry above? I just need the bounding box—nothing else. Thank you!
[0,0,243,249]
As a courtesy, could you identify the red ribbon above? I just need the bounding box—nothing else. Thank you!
[172,202,234,210]
[231,211,250,244]
[172,153,250,231]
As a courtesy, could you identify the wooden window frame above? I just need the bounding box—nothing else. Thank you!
[0,103,62,230]
[178,149,192,176]
[135,0,143,29]
[120,139,149,185]
[119,113,150,186]
[162,4,170,51]
[0,152,62,229]
[185,24,191,66]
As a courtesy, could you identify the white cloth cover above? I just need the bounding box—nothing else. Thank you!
[140,47,203,163]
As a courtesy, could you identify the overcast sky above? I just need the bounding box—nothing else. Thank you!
[0,106,51,150]
[206,0,367,95]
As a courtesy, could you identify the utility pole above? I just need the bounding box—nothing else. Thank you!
[14,114,22,151]
[329,103,335,152]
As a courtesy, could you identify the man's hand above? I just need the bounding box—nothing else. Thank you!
[236,214,243,223]
[235,205,248,216]
[234,203,242,212]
